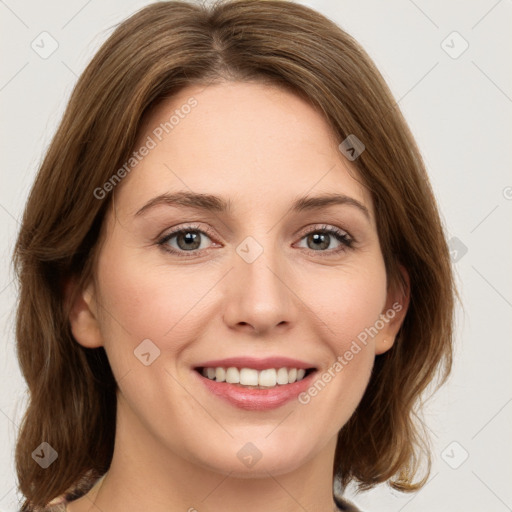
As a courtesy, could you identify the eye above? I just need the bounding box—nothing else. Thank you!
[157,224,216,257]
[295,225,354,254]
[157,223,355,258]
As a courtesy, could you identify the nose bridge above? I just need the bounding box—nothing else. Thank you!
[223,231,295,332]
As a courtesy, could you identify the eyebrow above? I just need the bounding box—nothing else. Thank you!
[134,191,370,220]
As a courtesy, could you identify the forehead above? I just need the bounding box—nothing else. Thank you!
[114,81,373,219]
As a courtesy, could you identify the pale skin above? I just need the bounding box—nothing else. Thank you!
[67,81,409,512]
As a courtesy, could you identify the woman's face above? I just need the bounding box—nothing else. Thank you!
[73,81,406,478]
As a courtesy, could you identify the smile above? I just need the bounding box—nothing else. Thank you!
[192,357,319,411]
[197,366,314,389]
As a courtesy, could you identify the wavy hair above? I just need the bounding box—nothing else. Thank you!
[13,0,455,508]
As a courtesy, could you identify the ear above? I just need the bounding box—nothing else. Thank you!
[64,276,104,348]
[374,264,410,355]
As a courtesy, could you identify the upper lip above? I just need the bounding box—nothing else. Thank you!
[194,356,317,371]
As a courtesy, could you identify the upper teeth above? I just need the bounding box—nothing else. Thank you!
[201,367,308,387]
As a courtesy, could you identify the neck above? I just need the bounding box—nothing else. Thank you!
[87,394,341,512]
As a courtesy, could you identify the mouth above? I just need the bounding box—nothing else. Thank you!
[192,358,319,411]
[194,366,317,389]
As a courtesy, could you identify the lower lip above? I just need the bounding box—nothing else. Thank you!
[193,369,317,411]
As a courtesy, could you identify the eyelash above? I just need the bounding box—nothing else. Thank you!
[157,223,355,258]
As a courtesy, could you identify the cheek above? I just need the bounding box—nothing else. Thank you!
[298,264,387,420]
[307,262,388,347]
[93,241,214,378]
[95,225,387,386]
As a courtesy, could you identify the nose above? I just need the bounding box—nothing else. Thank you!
[222,242,297,336]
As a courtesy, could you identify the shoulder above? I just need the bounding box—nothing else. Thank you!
[40,500,67,512]
[335,496,363,512]
[36,470,104,511]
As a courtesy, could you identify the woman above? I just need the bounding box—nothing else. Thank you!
[13,1,454,511]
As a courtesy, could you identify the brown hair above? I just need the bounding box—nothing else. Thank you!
[13,0,455,508]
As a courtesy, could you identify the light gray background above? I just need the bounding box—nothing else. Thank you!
[1,0,511,510]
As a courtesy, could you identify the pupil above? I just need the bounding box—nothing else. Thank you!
[179,231,200,250]
[310,233,328,250]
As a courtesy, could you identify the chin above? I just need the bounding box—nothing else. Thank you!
[190,435,316,478]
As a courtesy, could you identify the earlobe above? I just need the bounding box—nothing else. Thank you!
[64,276,104,349]
[375,264,410,355]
